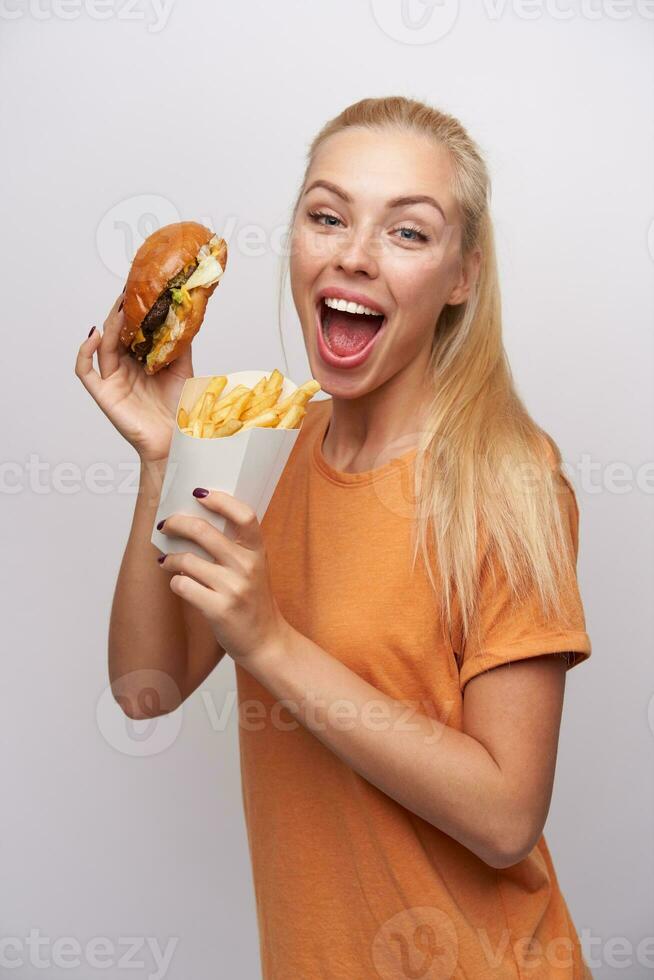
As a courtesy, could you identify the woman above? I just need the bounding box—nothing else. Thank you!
[76,96,593,979]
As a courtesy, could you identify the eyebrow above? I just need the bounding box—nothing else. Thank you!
[302,179,447,222]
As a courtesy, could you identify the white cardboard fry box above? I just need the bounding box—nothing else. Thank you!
[151,370,301,560]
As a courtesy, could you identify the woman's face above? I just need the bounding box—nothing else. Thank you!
[289,126,479,400]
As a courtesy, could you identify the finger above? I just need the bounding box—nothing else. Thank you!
[158,549,228,592]
[191,489,262,550]
[74,326,106,402]
[168,570,222,617]
[157,513,241,568]
[98,290,128,380]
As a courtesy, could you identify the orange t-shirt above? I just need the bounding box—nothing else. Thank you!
[235,397,593,980]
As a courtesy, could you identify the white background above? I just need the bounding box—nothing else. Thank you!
[1,1,652,977]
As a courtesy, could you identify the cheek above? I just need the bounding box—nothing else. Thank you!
[387,273,437,338]
[289,254,316,341]
[290,225,324,278]
[386,247,455,321]
[288,230,303,288]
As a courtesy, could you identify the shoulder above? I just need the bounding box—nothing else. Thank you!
[281,394,330,463]
[302,395,331,433]
[534,430,583,558]
[537,430,562,473]
[538,428,579,496]
[305,394,331,418]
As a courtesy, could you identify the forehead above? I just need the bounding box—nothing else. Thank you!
[305,126,458,218]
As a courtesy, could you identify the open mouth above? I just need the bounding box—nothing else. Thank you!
[318,298,386,358]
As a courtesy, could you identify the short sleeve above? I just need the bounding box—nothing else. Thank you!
[458,471,592,692]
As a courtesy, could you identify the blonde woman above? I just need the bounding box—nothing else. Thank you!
[76,96,593,978]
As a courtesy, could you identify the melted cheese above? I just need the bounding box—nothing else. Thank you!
[146,305,184,369]
[135,234,224,363]
[171,285,193,319]
[170,235,224,320]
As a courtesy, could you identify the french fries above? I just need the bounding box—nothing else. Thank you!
[177,372,321,438]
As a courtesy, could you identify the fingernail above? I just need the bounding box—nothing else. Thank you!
[87,325,96,338]
[157,555,166,564]
[156,519,165,530]
[118,300,123,311]
[193,487,209,498]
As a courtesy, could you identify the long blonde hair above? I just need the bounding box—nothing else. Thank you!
[278,95,579,652]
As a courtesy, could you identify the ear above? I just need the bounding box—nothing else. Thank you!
[447,247,481,306]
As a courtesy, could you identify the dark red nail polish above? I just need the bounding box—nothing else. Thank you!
[156,519,165,530]
[87,325,96,338]
[157,555,166,564]
[193,487,209,498]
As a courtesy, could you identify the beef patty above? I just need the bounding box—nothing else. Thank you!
[131,265,197,360]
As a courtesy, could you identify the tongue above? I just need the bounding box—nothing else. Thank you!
[323,309,383,356]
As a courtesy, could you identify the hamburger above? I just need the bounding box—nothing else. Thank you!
[120,221,228,374]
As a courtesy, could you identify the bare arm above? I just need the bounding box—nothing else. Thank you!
[244,633,568,869]
[75,294,225,719]
[131,489,569,866]
[109,457,226,719]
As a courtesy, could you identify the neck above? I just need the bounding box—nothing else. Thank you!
[321,360,432,473]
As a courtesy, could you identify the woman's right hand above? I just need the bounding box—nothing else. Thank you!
[75,290,193,463]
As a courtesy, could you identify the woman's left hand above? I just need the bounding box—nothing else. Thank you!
[156,488,288,667]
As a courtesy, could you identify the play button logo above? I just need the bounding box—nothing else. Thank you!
[370,0,460,44]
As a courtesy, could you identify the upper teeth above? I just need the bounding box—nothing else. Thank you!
[324,296,382,316]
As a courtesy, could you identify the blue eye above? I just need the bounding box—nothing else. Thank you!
[308,210,342,227]
[307,210,429,244]
[397,226,428,243]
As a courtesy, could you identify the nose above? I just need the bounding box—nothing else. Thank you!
[332,225,379,279]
